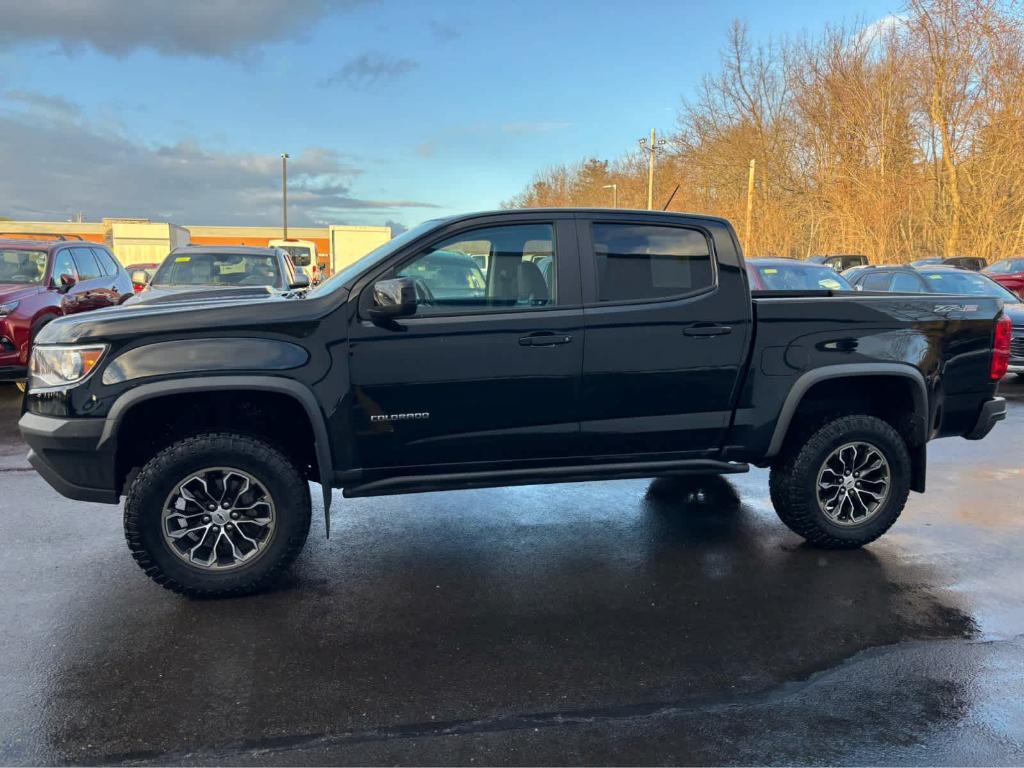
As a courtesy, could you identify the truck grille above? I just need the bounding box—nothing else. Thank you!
[1011,334,1024,361]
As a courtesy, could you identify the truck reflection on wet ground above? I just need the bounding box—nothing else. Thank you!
[0,382,1022,764]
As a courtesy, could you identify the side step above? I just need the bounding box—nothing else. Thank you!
[343,459,749,498]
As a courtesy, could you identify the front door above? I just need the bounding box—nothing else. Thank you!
[577,215,751,457]
[348,215,583,470]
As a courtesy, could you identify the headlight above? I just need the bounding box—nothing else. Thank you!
[29,345,107,389]
[0,301,18,316]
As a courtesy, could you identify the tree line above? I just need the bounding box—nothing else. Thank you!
[505,0,1024,263]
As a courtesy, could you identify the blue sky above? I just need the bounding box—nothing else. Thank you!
[0,0,897,230]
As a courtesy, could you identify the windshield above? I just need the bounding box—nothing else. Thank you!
[151,252,280,288]
[0,249,47,284]
[919,270,1019,300]
[309,220,442,297]
[984,259,1024,274]
[752,263,852,291]
[911,258,943,267]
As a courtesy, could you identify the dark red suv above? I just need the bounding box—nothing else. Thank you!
[0,236,134,388]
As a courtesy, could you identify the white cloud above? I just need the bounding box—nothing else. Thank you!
[0,91,439,225]
[0,0,367,58]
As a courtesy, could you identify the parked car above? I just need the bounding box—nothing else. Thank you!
[846,265,1024,378]
[983,258,1024,298]
[808,254,868,271]
[124,262,160,294]
[0,237,134,390]
[850,264,1013,295]
[19,209,1007,597]
[910,257,944,267]
[942,256,987,271]
[747,258,853,291]
[125,246,309,305]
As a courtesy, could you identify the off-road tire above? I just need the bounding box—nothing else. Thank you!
[124,432,311,597]
[769,414,910,548]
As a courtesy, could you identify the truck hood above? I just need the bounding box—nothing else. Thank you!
[36,287,345,346]
[0,283,43,304]
[123,284,278,306]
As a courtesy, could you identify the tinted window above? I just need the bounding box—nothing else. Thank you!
[52,249,77,282]
[91,247,120,277]
[891,272,925,292]
[393,223,555,314]
[919,270,1019,299]
[861,273,892,291]
[752,263,851,291]
[0,249,47,284]
[591,223,712,302]
[152,251,281,288]
[71,247,101,280]
[985,259,1024,274]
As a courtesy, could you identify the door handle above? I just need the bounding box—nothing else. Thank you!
[684,323,732,337]
[519,332,573,346]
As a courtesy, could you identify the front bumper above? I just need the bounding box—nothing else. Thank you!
[965,396,1006,441]
[18,412,120,503]
[0,364,27,383]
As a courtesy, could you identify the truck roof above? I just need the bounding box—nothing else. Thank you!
[428,209,733,226]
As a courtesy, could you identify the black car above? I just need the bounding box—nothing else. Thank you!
[910,256,988,271]
[19,209,1007,597]
[847,265,1024,377]
[125,245,309,305]
[942,256,988,271]
[808,254,869,271]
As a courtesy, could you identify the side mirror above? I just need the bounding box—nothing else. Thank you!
[368,277,417,322]
[289,273,311,290]
[58,273,76,294]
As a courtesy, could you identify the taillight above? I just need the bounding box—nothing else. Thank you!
[991,315,1012,380]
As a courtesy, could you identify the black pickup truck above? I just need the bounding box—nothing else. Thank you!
[18,210,1009,597]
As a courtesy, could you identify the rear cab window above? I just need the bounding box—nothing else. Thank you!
[588,222,714,303]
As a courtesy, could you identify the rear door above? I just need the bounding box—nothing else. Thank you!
[576,214,750,457]
[69,247,108,311]
[348,213,584,469]
[90,247,130,303]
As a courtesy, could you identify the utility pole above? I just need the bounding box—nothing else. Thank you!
[638,129,666,210]
[280,152,290,239]
[602,183,618,208]
[744,159,756,255]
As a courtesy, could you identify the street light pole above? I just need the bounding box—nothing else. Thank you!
[281,152,290,239]
[602,183,618,208]
[638,129,666,211]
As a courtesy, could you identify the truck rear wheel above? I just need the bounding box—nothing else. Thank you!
[769,415,910,548]
[124,433,311,597]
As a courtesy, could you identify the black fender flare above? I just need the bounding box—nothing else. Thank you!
[97,375,334,532]
[764,363,930,459]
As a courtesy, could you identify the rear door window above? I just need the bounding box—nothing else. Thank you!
[91,247,120,276]
[589,223,713,303]
[71,247,101,281]
[890,272,926,292]
[860,273,892,291]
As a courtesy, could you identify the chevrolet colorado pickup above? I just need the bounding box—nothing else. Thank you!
[18,210,1009,597]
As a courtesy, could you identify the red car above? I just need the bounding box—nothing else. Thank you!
[124,262,161,294]
[983,258,1024,298]
[0,237,134,389]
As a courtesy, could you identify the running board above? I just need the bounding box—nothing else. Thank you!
[342,459,749,498]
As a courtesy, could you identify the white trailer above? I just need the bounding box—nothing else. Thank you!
[328,225,391,274]
[109,222,190,266]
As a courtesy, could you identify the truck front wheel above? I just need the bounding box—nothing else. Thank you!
[769,415,910,548]
[124,433,311,597]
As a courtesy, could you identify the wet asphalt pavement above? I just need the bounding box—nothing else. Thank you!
[1,384,1023,766]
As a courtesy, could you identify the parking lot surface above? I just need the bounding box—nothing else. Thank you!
[1,382,1023,766]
